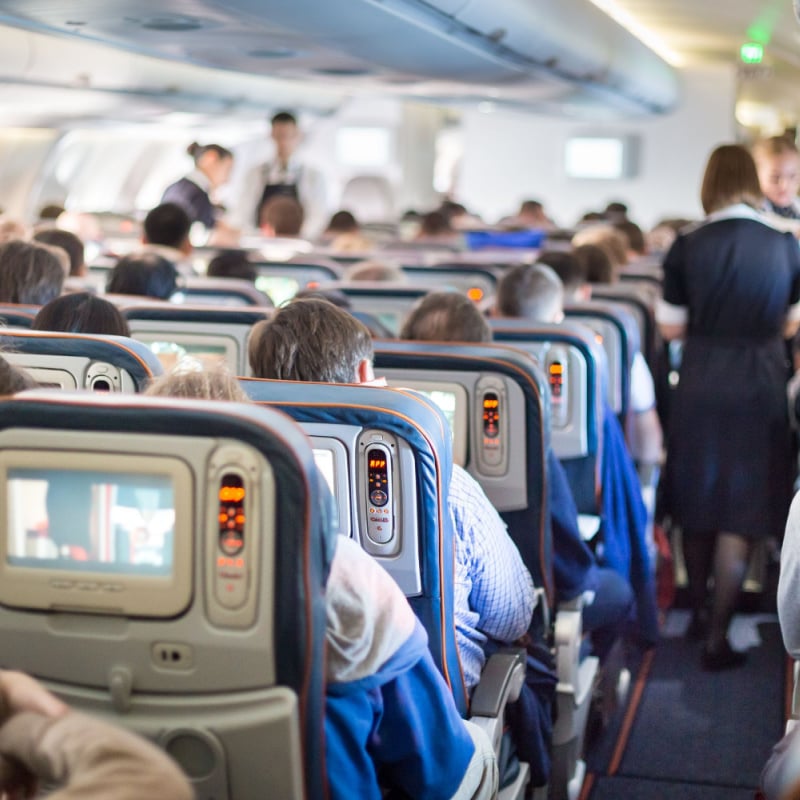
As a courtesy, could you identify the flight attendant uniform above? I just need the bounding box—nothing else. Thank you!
[658,204,800,540]
[255,160,302,226]
[161,169,217,229]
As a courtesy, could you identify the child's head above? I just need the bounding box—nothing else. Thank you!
[752,136,800,210]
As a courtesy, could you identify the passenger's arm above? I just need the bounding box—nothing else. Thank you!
[779,493,800,658]
[450,466,536,643]
[0,672,193,800]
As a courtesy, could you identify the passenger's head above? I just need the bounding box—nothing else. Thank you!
[38,204,65,222]
[537,249,588,300]
[143,203,192,253]
[573,243,615,284]
[270,111,300,163]
[0,218,28,245]
[106,252,178,300]
[259,196,305,237]
[325,210,359,236]
[248,298,374,383]
[400,291,491,343]
[206,249,257,283]
[604,201,629,221]
[32,293,130,337]
[0,240,64,305]
[496,263,564,323]
[344,260,406,283]
[417,211,454,239]
[0,355,36,394]
[187,142,234,189]
[32,228,85,277]
[701,143,763,214]
[571,224,628,272]
[751,136,800,210]
[517,199,551,226]
[293,287,352,309]
[145,364,249,402]
[613,220,646,256]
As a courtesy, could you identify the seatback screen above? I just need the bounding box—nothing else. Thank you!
[147,341,229,372]
[7,469,175,577]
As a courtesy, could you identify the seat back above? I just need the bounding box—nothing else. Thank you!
[0,393,331,800]
[123,305,269,376]
[172,277,272,307]
[401,265,497,304]
[372,341,555,612]
[321,282,436,335]
[589,283,659,369]
[490,319,605,515]
[252,261,343,307]
[564,300,641,418]
[0,329,162,391]
[0,303,38,329]
[239,378,468,714]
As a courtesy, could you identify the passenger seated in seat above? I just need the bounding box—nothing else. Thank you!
[0,240,65,305]
[33,293,131,337]
[536,250,664,467]
[33,228,86,278]
[0,356,36,394]
[145,364,499,800]
[107,252,177,300]
[494,266,657,646]
[206,249,257,283]
[248,299,537,691]
[0,669,193,800]
[259,196,305,238]
[404,289,636,658]
[141,203,195,276]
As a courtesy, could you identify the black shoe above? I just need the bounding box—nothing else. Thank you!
[686,610,709,641]
[701,640,747,671]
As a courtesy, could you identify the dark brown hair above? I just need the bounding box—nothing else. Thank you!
[260,197,305,236]
[248,298,373,383]
[700,144,763,214]
[0,241,64,305]
[400,291,491,343]
[33,293,130,337]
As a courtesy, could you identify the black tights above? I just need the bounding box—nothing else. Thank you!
[683,531,752,650]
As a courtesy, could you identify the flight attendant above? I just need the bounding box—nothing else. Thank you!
[161,142,234,231]
[236,111,328,236]
[657,144,800,670]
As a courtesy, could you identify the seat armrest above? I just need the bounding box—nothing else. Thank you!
[470,649,526,718]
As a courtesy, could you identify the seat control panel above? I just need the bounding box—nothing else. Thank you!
[366,444,393,545]
[474,376,509,476]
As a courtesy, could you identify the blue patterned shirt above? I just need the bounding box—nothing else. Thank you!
[448,465,536,690]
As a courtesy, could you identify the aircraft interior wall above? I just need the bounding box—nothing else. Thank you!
[457,64,738,229]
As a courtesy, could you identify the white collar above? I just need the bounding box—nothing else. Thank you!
[186,168,212,192]
[705,203,765,223]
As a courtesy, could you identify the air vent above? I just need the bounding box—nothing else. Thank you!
[248,48,299,59]
[141,16,206,32]
[314,67,374,77]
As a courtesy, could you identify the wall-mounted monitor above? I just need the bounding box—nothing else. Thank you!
[393,380,468,468]
[135,334,239,374]
[564,135,639,180]
[0,450,193,617]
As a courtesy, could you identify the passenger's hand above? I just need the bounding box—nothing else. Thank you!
[0,671,67,720]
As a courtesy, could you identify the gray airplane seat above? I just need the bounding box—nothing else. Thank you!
[252,260,343,307]
[0,392,332,800]
[400,264,498,304]
[490,319,605,520]
[174,277,273,308]
[564,299,641,421]
[239,378,531,799]
[123,305,270,376]
[372,340,599,800]
[0,303,38,329]
[0,328,162,391]
[320,281,440,335]
[590,283,660,370]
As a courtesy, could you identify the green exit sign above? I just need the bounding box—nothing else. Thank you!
[740,42,764,63]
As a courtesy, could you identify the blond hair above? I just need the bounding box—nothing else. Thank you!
[145,364,249,403]
[752,135,799,161]
[571,224,628,270]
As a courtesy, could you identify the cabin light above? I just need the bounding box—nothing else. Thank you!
[740,42,764,64]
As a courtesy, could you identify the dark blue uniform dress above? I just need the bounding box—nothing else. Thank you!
[662,206,800,539]
[161,176,216,229]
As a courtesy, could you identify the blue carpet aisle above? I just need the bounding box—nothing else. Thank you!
[582,610,787,798]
